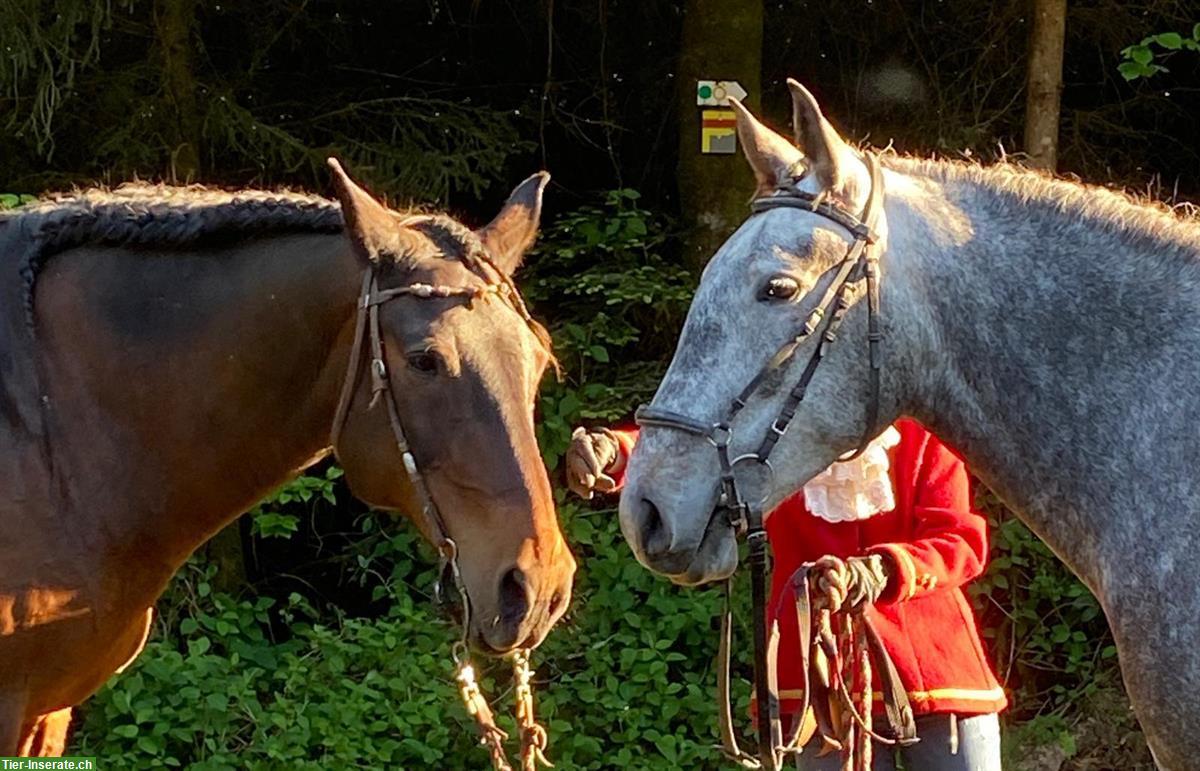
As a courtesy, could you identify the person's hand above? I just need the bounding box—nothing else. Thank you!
[811,554,890,612]
[566,427,623,499]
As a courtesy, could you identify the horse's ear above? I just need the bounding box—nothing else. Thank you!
[477,171,549,275]
[786,79,854,193]
[729,98,804,197]
[327,157,399,264]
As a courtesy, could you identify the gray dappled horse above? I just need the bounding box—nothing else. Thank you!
[620,81,1200,769]
[0,164,576,756]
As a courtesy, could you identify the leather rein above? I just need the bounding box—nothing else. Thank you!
[329,262,551,771]
[636,153,916,769]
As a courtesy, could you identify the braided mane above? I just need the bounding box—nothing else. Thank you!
[0,185,555,366]
[1,184,345,326]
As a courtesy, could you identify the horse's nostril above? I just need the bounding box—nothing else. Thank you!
[640,498,671,558]
[548,589,566,619]
[498,567,529,625]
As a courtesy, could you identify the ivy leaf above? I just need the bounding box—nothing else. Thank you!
[1155,32,1183,49]
[1117,61,1147,81]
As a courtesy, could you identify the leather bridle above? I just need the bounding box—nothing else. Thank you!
[636,153,913,769]
[329,249,552,771]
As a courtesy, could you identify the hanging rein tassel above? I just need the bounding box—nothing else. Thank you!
[453,648,553,771]
[513,649,554,771]
[455,655,513,771]
[853,616,872,771]
[805,582,914,771]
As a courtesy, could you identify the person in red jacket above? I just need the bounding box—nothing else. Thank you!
[567,419,1005,770]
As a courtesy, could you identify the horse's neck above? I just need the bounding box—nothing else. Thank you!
[36,232,361,573]
[886,166,1200,592]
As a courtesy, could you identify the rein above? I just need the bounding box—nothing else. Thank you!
[330,267,552,771]
[637,154,916,769]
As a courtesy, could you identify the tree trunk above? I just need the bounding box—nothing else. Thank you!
[203,519,249,594]
[1024,0,1067,171]
[154,0,201,182]
[675,0,763,271]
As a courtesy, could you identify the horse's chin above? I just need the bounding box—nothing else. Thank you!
[664,521,740,587]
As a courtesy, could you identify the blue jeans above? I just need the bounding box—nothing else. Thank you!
[794,713,1002,771]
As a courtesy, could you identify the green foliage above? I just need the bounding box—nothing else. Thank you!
[76,559,478,769]
[196,92,533,200]
[0,2,532,199]
[79,504,758,769]
[1119,26,1200,80]
[0,0,132,154]
[531,500,756,769]
[248,467,343,540]
[0,193,36,209]
[1001,713,1076,768]
[525,189,694,465]
[970,491,1118,719]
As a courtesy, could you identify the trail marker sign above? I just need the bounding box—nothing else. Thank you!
[696,80,748,106]
[697,80,746,154]
[701,109,737,154]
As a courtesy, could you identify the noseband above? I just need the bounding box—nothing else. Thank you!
[329,250,552,771]
[636,154,901,769]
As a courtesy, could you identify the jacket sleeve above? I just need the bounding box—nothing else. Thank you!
[607,427,640,490]
[866,432,988,604]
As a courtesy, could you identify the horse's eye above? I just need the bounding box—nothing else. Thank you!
[760,276,800,302]
[406,351,441,375]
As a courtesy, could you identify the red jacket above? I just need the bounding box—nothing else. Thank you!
[609,419,1006,716]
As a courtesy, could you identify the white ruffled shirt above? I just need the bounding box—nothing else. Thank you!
[802,426,901,523]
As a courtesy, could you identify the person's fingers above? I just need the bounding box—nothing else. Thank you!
[817,580,846,612]
[813,554,843,570]
[566,443,598,499]
[565,448,590,479]
[567,473,595,500]
[566,429,618,499]
[822,566,847,593]
[817,566,849,611]
[574,435,603,477]
[595,434,620,470]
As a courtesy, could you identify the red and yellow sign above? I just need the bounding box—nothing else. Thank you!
[701,109,737,154]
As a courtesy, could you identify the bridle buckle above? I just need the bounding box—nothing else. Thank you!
[725,502,750,535]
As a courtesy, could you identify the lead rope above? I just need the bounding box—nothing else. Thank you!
[800,571,918,771]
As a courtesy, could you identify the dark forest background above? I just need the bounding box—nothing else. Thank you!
[2,1,1197,768]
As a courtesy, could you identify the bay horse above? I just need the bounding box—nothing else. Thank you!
[620,81,1200,769]
[0,162,576,756]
